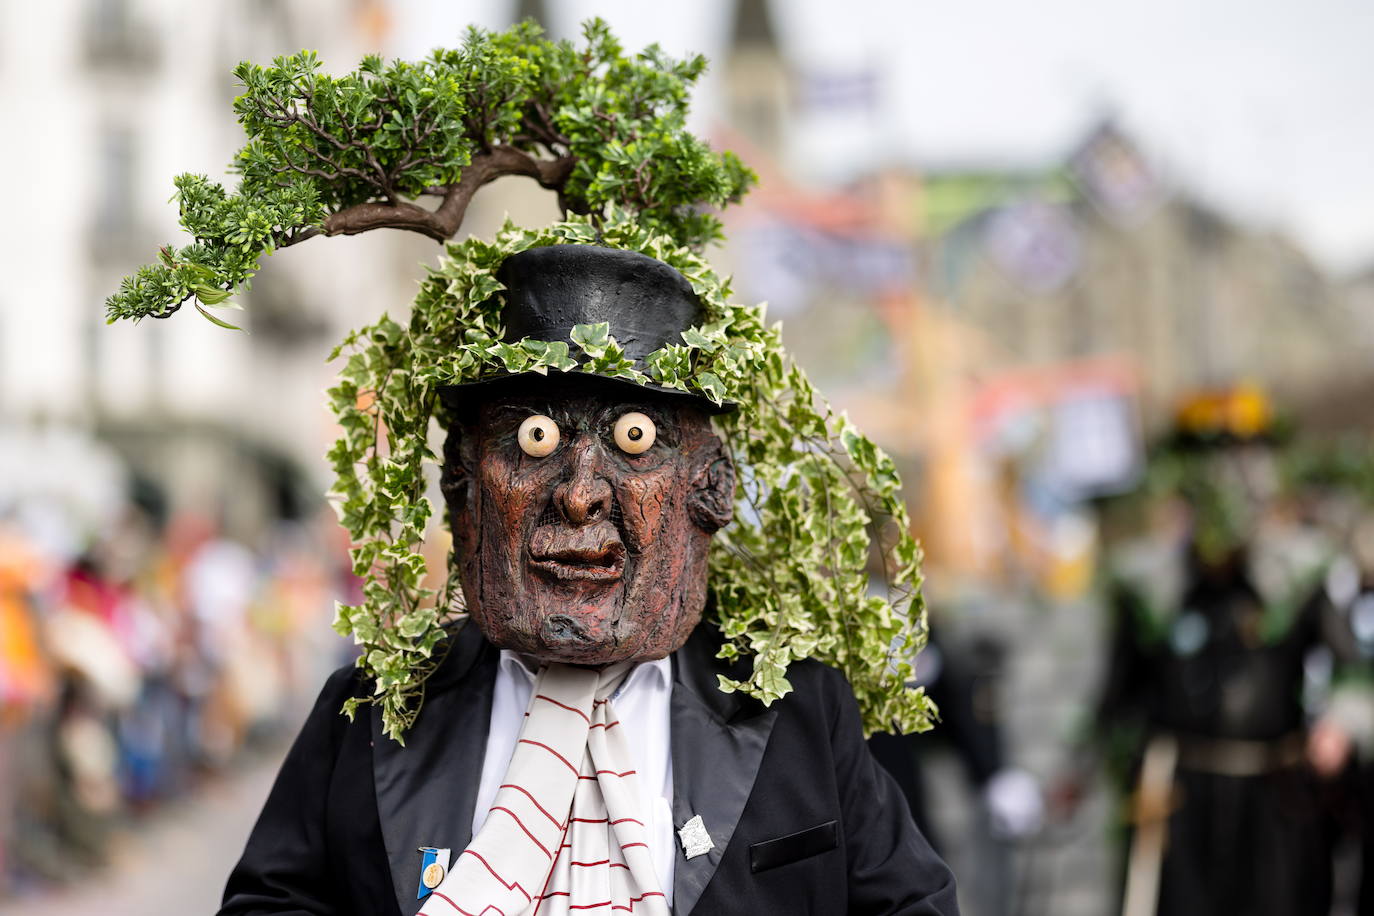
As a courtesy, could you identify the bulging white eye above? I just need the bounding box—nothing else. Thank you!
[613,412,656,454]
[518,414,560,457]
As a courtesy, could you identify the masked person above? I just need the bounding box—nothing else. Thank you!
[1083,386,1357,916]
[217,244,959,916]
[100,25,953,913]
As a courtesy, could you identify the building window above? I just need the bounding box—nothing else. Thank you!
[84,0,158,70]
[94,126,135,236]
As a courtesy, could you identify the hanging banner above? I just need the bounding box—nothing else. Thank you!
[982,197,1082,295]
[736,218,916,314]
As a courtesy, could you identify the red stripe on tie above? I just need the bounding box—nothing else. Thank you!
[533,694,591,724]
[570,858,610,867]
[589,720,620,730]
[498,783,567,830]
[532,797,574,916]
[428,889,500,915]
[569,817,609,824]
[488,807,553,858]
[594,769,636,777]
[569,902,612,910]
[612,891,668,913]
[621,842,649,850]
[518,739,580,776]
[610,817,643,826]
[457,850,533,903]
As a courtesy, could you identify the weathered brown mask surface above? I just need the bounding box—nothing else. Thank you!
[441,377,735,665]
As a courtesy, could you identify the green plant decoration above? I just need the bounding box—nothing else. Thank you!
[102,19,933,742]
[328,210,932,741]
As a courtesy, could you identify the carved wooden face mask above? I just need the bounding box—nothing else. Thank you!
[442,376,735,665]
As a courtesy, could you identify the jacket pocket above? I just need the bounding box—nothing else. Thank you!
[749,820,839,873]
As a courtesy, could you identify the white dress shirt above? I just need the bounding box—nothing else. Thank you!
[473,651,676,900]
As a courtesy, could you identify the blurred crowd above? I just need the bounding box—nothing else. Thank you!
[0,458,353,901]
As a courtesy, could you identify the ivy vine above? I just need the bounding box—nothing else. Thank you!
[329,209,934,741]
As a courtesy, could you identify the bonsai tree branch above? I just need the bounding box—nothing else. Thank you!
[318,146,576,243]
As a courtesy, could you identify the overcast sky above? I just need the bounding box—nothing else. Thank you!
[391,0,1374,274]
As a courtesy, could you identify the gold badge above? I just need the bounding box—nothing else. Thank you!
[422,861,446,889]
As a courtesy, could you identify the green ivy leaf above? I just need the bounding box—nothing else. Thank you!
[569,322,610,358]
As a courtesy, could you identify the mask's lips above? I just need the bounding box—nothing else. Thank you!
[528,521,626,582]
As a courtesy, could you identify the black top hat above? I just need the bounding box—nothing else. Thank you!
[441,244,730,411]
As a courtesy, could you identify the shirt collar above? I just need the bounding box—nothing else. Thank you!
[497,649,671,694]
[497,649,540,682]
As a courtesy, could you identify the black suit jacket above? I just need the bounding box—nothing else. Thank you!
[220,623,958,915]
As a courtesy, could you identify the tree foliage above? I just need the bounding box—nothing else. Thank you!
[105,19,754,325]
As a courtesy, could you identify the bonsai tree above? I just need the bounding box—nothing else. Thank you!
[105,19,754,327]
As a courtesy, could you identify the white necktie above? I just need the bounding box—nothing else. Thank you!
[418,662,671,916]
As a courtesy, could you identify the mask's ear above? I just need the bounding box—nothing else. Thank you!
[688,437,735,534]
[440,421,479,530]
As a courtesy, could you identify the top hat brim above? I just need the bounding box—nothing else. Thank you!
[437,368,736,415]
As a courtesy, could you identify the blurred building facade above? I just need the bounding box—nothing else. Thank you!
[919,131,1372,422]
[1,0,431,537]
[713,19,1374,589]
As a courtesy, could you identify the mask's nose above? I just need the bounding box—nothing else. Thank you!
[552,436,613,526]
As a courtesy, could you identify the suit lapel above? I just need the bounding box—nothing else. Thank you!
[372,621,497,916]
[669,629,778,915]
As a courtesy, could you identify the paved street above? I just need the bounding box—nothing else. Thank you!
[922,595,1114,916]
[0,752,282,916]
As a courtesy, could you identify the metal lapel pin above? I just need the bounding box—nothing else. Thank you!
[678,815,714,860]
